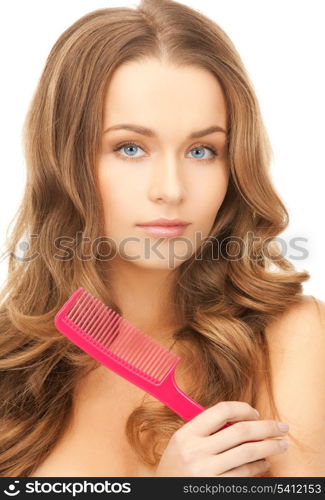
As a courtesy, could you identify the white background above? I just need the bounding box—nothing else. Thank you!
[0,0,324,300]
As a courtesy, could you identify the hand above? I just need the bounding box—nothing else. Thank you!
[154,401,289,477]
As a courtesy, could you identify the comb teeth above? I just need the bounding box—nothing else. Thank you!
[61,288,179,384]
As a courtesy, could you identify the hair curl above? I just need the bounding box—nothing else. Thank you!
[0,0,310,477]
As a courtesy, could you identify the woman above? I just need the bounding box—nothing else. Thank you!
[0,0,324,477]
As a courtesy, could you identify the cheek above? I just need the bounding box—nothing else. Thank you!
[97,177,126,237]
[193,170,229,219]
[98,168,134,216]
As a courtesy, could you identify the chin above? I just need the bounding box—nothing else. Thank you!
[133,258,184,271]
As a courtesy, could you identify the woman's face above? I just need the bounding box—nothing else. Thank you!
[97,58,229,270]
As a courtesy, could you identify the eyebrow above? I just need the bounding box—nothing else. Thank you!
[103,123,227,138]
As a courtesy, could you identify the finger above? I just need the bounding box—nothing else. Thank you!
[213,437,289,474]
[204,419,288,454]
[181,401,259,437]
[218,459,270,477]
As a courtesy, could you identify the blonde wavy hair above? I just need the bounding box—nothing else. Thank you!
[0,0,310,477]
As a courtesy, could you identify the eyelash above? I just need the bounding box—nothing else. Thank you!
[112,141,219,163]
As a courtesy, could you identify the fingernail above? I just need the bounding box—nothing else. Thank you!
[254,409,260,418]
[279,439,289,449]
[277,422,289,433]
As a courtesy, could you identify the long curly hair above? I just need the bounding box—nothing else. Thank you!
[0,0,310,477]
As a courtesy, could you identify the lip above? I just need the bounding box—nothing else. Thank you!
[136,218,191,238]
[137,218,190,227]
[137,225,189,237]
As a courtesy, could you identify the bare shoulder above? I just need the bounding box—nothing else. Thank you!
[260,293,325,388]
[262,294,325,380]
[258,294,325,476]
[265,294,325,353]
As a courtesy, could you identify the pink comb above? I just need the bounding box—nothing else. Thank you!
[54,287,233,429]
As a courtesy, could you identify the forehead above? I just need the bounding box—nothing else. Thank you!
[102,58,227,132]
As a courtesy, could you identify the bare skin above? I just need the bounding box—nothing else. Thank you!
[96,57,230,342]
[30,59,284,476]
[29,362,289,477]
[31,58,296,477]
[30,295,325,477]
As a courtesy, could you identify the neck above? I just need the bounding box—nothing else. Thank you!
[106,257,182,347]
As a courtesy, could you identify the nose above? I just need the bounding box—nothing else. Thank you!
[148,154,185,204]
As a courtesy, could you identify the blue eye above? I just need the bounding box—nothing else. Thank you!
[189,146,217,160]
[120,144,143,157]
[113,142,219,162]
